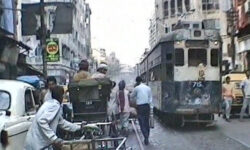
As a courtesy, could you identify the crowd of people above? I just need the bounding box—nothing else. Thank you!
[23,59,153,149]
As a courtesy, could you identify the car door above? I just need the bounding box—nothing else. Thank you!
[5,88,36,150]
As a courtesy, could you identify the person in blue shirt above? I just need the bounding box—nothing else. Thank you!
[131,76,153,145]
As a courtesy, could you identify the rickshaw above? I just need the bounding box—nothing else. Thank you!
[68,78,113,122]
[63,78,126,150]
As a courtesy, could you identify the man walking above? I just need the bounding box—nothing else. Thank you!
[24,86,82,150]
[240,71,250,120]
[131,76,153,145]
[222,76,234,122]
[117,80,131,136]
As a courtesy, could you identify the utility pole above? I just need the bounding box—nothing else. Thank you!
[40,0,47,77]
[230,0,236,70]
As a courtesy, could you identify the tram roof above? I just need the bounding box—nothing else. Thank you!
[159,29,221,44]
[140,29,221,64]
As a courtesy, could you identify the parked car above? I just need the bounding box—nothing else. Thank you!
[0,80,36,150]
[222,72,247,114]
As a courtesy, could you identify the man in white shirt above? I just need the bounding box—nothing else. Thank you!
[44,76,57,102]
[24,86,82,150]
[131,76,153,145]
[240,71,250,120]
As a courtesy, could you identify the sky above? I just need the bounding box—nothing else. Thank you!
[86,0,155,66]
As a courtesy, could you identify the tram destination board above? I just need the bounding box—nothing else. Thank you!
[185,40,209,48]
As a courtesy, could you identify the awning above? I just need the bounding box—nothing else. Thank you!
[0,27,31,51]
[0,28,14,35]
[17,63,44,77]
[0,36,31,51]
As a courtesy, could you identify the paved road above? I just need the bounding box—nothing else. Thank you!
[126,116,250,150]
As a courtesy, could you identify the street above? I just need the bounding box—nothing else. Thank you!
[127,116,250,150]
[2,0,250,150]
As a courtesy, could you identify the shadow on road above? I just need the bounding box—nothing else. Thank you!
[155,116,219,132]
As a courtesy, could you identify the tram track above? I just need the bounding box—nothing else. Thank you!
[130,119,144,150]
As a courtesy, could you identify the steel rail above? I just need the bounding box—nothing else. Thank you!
[131,119,144,150]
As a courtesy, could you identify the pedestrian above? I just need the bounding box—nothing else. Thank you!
[240,71,250,121]
[131,76,153,145]
[222,76,235,122]
[91,63,108,78]
[43,76,57,102]
[107,81,118,122]
[73,59,90,82]
[108,81,119,138]
[116,80,131,136]
[24,86,83,150]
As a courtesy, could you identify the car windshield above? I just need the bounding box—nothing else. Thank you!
[0,91,10,110]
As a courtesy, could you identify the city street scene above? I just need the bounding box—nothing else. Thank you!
[1,0,250,150]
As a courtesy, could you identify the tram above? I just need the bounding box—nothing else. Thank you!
[140,21,222,126]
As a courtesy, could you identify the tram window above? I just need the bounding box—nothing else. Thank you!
[184,24,190,29]
[165,27,169,33]
[211,49,219,66]
[175,49,184,66]
[188,49,207,66]
[193,24,199,29]
[172,24,176,31]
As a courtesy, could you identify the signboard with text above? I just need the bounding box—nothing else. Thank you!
[46,38,60,62]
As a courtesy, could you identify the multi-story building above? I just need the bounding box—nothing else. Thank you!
[149,13,158,48]
[235,0,250,71]
[92,48,107,64]
[150,0,233,65]
[106,52,120,80]
[22,0,92,85]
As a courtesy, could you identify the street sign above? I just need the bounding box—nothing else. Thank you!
[46,38,60,62]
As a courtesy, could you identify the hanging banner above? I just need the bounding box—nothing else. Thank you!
[21,2,74,35]
[46,38,60,62]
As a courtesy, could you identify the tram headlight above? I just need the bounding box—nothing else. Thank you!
[214,41,219,45]
[176,41,181,45]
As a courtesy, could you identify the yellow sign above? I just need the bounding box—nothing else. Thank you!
[46,38,60,62]
[46,41,59,55]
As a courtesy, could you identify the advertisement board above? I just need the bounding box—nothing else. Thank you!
[46,38,60,62]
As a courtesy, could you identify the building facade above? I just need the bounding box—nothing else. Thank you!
[92,48,107,64]
[150,0,234,66]
[149,13,158,48]
[235,0,250,71]
[22,0,91,85]
[0,0,35,79]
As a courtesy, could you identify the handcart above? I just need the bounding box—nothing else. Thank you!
[65,78,123,149]
[68,78,113,122]
[62,136,127,150]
